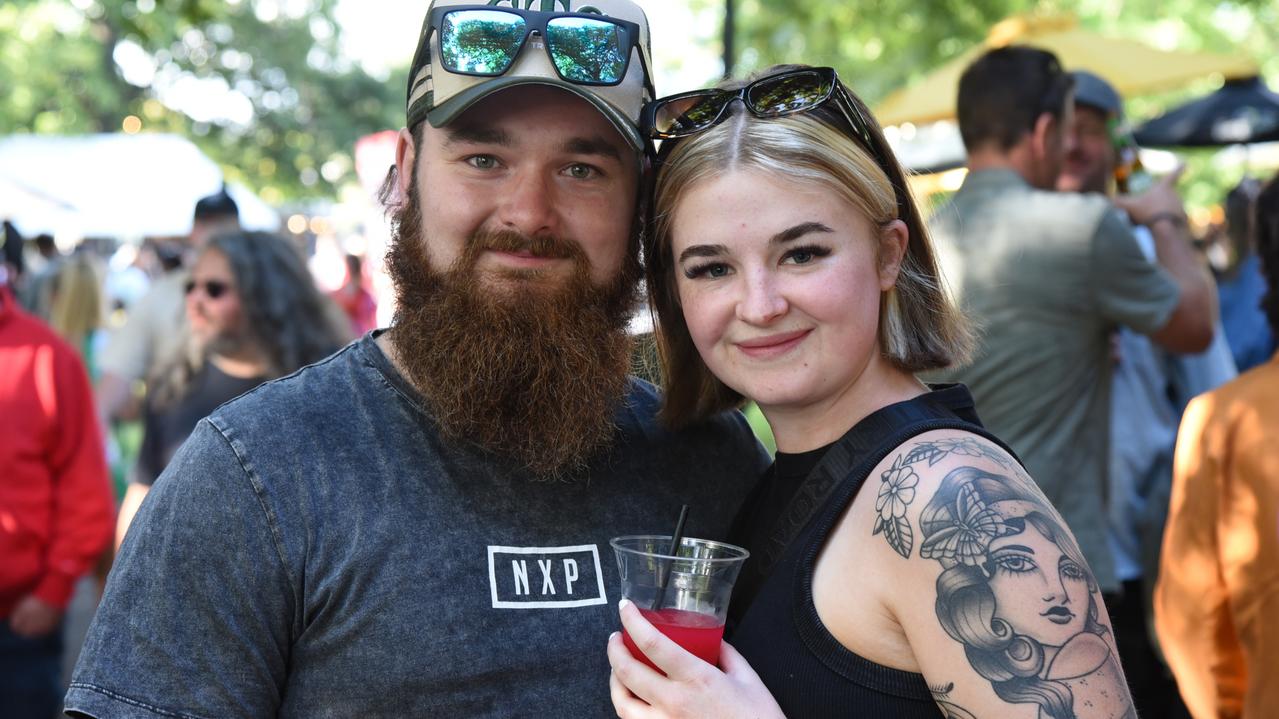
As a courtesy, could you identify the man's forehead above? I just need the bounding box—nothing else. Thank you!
[431,85,631,156]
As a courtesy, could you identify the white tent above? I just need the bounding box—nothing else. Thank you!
[0,133,279,238]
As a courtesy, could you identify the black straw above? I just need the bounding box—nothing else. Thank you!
[652,505,689,611]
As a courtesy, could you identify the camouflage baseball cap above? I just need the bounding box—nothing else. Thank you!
[406,0,655,152]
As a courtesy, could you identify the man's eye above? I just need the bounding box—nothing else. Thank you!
[566,163,597,179]
[466,155,498,170]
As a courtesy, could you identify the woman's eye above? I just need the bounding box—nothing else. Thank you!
[782,245,830,265]
[684,262,731,280]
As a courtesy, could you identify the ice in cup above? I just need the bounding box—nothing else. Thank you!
[610,535,750,669]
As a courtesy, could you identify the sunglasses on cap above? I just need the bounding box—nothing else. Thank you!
[185,279,231,299]
[643,67,903,207]
[428,5,644,88]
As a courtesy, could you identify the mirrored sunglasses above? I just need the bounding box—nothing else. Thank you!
[430,5,642,86]
[184,279,231,299]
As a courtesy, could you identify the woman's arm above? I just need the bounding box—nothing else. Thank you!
[840,430,1136,719]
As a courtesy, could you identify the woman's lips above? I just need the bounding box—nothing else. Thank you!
[734,329,811,359]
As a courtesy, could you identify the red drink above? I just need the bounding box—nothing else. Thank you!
[622,607,726,671]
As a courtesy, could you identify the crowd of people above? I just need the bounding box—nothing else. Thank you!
[1,0,1276,717]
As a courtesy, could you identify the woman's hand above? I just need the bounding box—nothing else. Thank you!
[607,599,786,719]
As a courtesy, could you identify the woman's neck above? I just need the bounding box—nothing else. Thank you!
[209,346,271,378]
[763,358,927,454]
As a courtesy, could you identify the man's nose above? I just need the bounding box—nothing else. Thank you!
[496,172,559,238]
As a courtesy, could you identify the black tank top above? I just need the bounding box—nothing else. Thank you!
[728,384,1017,717]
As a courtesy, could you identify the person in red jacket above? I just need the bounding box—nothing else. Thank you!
[1,252,114,718]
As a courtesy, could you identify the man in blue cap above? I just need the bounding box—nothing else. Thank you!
[1059,68,1231,719]
[66,2,766,716]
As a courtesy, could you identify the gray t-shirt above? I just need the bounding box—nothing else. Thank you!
[928,169,1180,592]
[67,332,767,718]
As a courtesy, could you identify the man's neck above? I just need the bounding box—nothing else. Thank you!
[965,145,1039,188]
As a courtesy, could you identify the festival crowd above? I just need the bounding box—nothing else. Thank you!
[1,1,1275,717]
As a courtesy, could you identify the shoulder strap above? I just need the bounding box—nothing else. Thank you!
[753,411,1016,580]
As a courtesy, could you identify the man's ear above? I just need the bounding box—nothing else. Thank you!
[1030,112,1056,162]
[395,127,417,199]
[878,219,909,291]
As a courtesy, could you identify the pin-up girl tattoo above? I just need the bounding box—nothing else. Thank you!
[917,467,1134,719]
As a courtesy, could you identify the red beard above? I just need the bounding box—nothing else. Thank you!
[383,179,641,478]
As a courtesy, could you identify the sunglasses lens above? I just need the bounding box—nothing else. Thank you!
[545,17,629,84]
[652,93,732,137]
[440,10,526,76]
[746,71,832,116]
[184,280,196,295]
[205,281,227,299]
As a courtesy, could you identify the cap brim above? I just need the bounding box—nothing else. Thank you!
[424,76,645,154]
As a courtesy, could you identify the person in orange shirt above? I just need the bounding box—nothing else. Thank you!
[1156,170,1279,719]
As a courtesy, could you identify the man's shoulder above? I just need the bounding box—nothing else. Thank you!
[1018,186,1114,228]
[933,176,1113,238]
[210,338,373,432]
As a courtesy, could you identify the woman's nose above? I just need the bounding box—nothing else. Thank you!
[736,269,788,325]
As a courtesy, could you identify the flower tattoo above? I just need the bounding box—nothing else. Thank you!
[877,457,919,520]
[873,455,918,557]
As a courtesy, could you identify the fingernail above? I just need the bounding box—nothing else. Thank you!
[619,598,631,611]
[609,631,619,640]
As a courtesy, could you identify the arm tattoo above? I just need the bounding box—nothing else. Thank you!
[870,441,1134,716]
[915,466,1134,719]
[929,682,977,719]
[873,437,1011,558]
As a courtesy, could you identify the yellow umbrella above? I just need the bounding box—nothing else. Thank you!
[874,13,1258,127]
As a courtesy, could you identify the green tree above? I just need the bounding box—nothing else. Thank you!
[0,0,405,202]
[730,0,1279,210]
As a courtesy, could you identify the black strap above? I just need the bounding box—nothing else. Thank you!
[751,411,1017,582]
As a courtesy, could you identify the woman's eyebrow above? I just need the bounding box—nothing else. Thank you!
[992,544,1035,554]
[770,221,833,245]
[677,244,729,263]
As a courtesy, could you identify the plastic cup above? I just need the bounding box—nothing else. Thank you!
[610,535,750,669]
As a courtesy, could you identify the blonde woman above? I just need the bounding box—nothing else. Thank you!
[49,252,106,379]
[606,65,1135,719]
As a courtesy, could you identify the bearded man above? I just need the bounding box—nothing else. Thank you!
[65,1,766,716]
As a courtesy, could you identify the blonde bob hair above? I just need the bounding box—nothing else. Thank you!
[646,65,972,428]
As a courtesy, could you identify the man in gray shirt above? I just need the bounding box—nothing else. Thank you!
[66,1,767,716]
[929,47,1216,594]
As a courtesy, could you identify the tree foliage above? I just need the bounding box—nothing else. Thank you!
[0,0,404,202]
[731,0,1279,210]
[732,0,1278,107]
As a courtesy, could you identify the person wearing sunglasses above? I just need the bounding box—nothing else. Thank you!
[605,64,1137,719]
[68,1,767,717]
[113,232,348,549]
